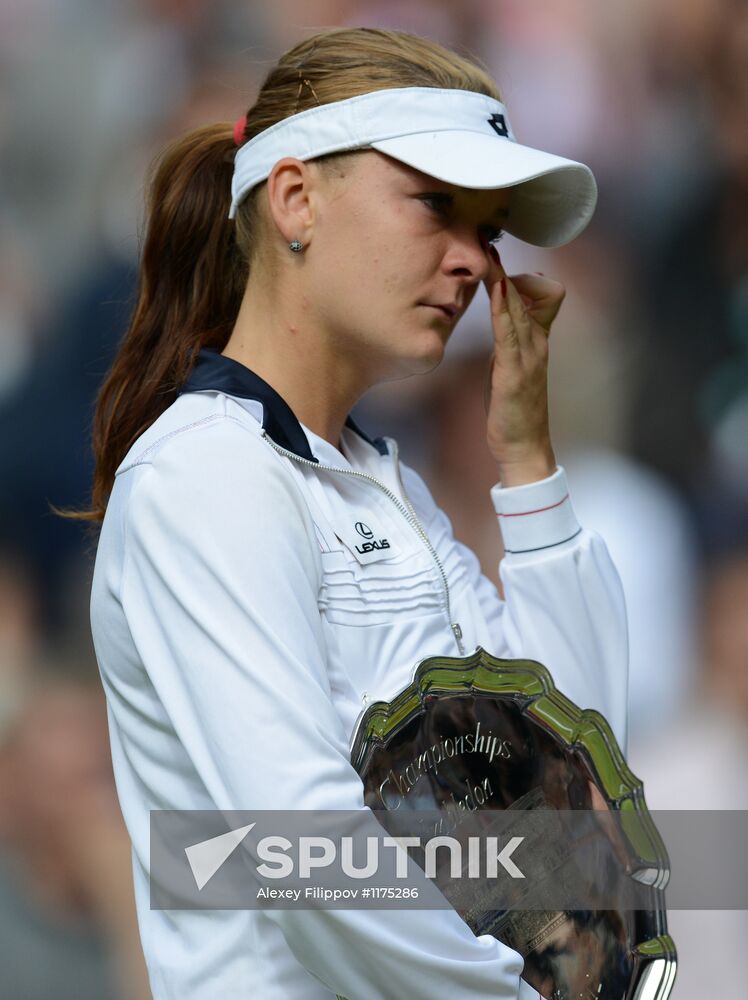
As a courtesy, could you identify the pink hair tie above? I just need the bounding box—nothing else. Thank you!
[233,115,248,147]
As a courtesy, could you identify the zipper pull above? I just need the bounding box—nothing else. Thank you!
[452,622,465,655]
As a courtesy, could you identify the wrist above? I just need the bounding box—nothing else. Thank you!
[492,447,556,488]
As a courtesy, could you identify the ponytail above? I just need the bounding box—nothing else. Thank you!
[57,123,247,523]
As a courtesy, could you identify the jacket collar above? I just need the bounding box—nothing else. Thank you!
[177,348,388,464]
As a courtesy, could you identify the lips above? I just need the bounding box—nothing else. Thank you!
[422,303,459,319]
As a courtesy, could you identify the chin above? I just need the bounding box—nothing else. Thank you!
[397,339,445,378]
[368,320,447,381]
[410,351,444,376]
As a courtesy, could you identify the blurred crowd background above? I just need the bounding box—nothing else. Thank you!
[0,1,746,998]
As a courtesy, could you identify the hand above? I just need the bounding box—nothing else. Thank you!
[481,236,566,486]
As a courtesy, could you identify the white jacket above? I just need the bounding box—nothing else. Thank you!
[90,347,628,1000]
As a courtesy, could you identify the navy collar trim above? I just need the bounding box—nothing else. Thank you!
[177,348,388,463]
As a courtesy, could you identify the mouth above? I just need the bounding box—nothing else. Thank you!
[420,303,459,320]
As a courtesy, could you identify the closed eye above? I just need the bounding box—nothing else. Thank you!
[419,193,505,246]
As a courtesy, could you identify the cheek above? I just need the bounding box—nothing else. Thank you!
[336,240,412,310]
[318,202,436,316]
[325,208,389,288]
[368,235,435,305]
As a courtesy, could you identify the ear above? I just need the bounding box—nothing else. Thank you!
[265,157,316,247]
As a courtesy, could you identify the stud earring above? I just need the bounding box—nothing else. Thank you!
[289,240,304,253]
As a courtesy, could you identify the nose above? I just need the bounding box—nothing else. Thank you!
[442,224,496,284]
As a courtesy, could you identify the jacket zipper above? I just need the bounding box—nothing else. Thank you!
[260,430,465,655]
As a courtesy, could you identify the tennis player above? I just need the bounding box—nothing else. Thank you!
[85,26,627,1000]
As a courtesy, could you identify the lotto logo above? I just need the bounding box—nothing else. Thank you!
[487,113,509,137]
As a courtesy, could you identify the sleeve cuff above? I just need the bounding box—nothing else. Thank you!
[490,465,581,554]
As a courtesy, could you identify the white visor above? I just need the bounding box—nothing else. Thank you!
[229,87,598,249]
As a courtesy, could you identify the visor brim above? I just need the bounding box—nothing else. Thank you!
[370,130,598,249]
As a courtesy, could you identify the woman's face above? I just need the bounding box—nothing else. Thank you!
[301,150,511,383]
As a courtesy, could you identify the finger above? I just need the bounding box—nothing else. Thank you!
[480,239,532,354]
[510,272,565,306]
[511,271,562,290]
[502,273,534,350]
[489,275,522,356]
[504,273,565,338]
[478,236,507,315]
[480,234,505,292]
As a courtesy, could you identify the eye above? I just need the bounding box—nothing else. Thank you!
[419,194,505,245]
[482,227,505,247]
[419,193,453,214]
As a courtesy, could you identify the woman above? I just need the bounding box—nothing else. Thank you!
[81,26,628,1000]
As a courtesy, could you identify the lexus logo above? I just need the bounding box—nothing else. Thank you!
[354,521,374,539]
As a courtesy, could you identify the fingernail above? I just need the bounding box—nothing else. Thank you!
[500,278,506,296]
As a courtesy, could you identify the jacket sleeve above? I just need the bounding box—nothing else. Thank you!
[411,464,629,754]
[120,418,528,1000]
